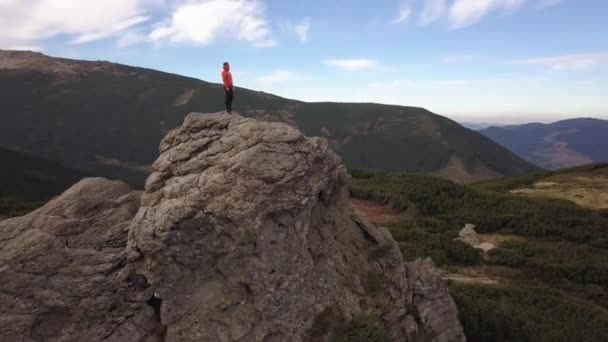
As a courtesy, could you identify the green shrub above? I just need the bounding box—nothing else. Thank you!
[488,248,526,267]
[451,283,608,342]
[349,169,608,341]
[0,198,39,218]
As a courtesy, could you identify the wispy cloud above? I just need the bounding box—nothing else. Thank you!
[0,0,155,49]
[510,53,607,70]
[440,55,477,64]
[392,0,413,24]
[149,0,277,48]
[449,0,526,29]
[70,16,150,44]
[283,17,312,43]
[392,0,564,29]
[258,70,304,87]
[324,59,380,71]
[0,0,279,49]
[117,30,148,48]
[420,0,448,25]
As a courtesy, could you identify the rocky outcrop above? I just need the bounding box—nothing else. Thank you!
[0,112,465,341]
[457,224,480,246]
[406,259,465,341]
[457,224,495,255]
[0,178,161,342]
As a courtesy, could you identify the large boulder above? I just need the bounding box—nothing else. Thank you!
[457,224,480,246]
[0,112,465,341]
[0,178,162,342]
[128,112,465,342]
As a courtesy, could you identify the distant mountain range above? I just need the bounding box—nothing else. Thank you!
[0,147,87,201]
[460,122,500,130]
[480,118,608,170]
[0,50,539,187]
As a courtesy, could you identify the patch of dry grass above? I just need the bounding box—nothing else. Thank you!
[511,171,608,209]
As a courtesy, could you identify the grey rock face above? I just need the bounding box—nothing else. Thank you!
[406,259,466,342]
[458,224,480,246]
[128,112,465,342]
[0,112,465,342]
[0,178,161,342]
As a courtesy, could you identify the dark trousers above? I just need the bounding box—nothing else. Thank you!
[225,88,233,112]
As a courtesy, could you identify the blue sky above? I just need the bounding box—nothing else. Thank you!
[1,0,607,123]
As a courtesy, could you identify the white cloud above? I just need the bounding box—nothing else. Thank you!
[284,17,311,43]
[449,0,526,29]
[440,55,477,64]
[0,0,277,49]
[324,59,380,71]
[258,70,303,87]
[393,0,413,24]
[70,16,150,45]
[149,0,277,48]
[420,0,447,25]
[117,30,148,48]
[0,0,155,49]
[393,0,564,30]
[510,53,607,70]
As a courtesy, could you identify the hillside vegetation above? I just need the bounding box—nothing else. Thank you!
[0,197,39,219]
[350,166,608,341]
[0,147,87,201]
[0,50,538,187]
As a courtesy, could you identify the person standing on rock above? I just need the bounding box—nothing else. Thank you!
[222,62,234,114]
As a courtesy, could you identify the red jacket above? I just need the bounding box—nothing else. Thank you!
[222,68,233,89]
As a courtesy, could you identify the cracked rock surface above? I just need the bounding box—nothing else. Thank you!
[1,112,465,341]
[0,178,162,342]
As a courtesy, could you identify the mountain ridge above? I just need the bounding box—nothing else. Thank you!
[0,49,539,185]
[480,118,608,170]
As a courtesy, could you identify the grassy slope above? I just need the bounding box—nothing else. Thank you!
[0,146,87,201]
[474,163,608,193]
[0,53,538,187]
[350,167,608,341]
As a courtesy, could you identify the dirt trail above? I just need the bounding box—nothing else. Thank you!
[440,266,509,286]
[441,273,500,285]
[350,198,408,225]
[480,233,526,246]
[174,88,195,106]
